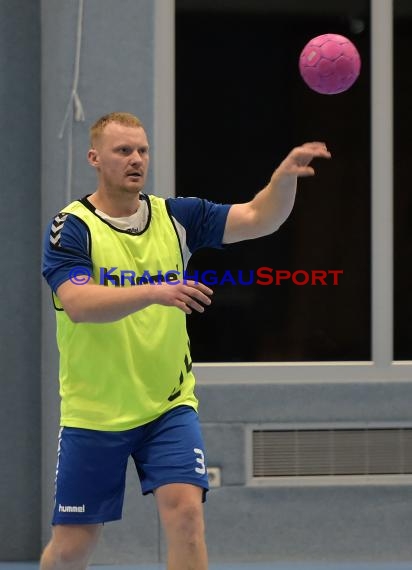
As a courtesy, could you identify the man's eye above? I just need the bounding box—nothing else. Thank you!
[120,147,130,154]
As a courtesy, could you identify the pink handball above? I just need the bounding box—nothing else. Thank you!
[299,33,361,94]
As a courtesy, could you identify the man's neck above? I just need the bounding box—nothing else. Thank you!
[88,190,141,217]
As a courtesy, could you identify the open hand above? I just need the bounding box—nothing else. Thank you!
[274,141,331,179]
[152,280,213,314]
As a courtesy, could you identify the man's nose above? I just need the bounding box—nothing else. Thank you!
[130,150,143,165]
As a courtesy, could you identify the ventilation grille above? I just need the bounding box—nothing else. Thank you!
[252,428,412,477]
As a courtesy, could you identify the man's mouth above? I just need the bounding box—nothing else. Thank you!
[127,172,142,179]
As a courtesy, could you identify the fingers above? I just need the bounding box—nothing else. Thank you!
[296,142,331,158]
[297,166,315,177]
[158,280,214,314]
[184,280,214,297]
[278,142,331,178]
[298,141,332,160]
[302,141,329,150]
[179,281,213,314]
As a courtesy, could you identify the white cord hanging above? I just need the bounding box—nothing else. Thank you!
[58,0,86,203]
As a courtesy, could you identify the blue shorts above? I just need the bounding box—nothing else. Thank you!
[52,405,209,525]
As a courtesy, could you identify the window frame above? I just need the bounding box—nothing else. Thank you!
[154,0,412,384]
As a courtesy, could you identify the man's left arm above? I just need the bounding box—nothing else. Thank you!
[223,141,331,244]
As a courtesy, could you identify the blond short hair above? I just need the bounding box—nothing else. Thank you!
[90,112,144,146]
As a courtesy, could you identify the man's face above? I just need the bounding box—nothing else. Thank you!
[88,122,150,194]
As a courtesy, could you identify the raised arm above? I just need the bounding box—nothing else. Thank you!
[222,141,331,244]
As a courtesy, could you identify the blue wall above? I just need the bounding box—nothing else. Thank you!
[0,0,41,559]
[1,0,412,565]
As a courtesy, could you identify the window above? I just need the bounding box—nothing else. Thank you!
[394,1,412,360]
[176,1,371,362]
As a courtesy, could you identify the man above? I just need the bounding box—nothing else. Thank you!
[41,111,330,570]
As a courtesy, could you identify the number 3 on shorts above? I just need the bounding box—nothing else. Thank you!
[194,447,206,474]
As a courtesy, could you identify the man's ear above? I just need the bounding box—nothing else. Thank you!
[87,148,99,168]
